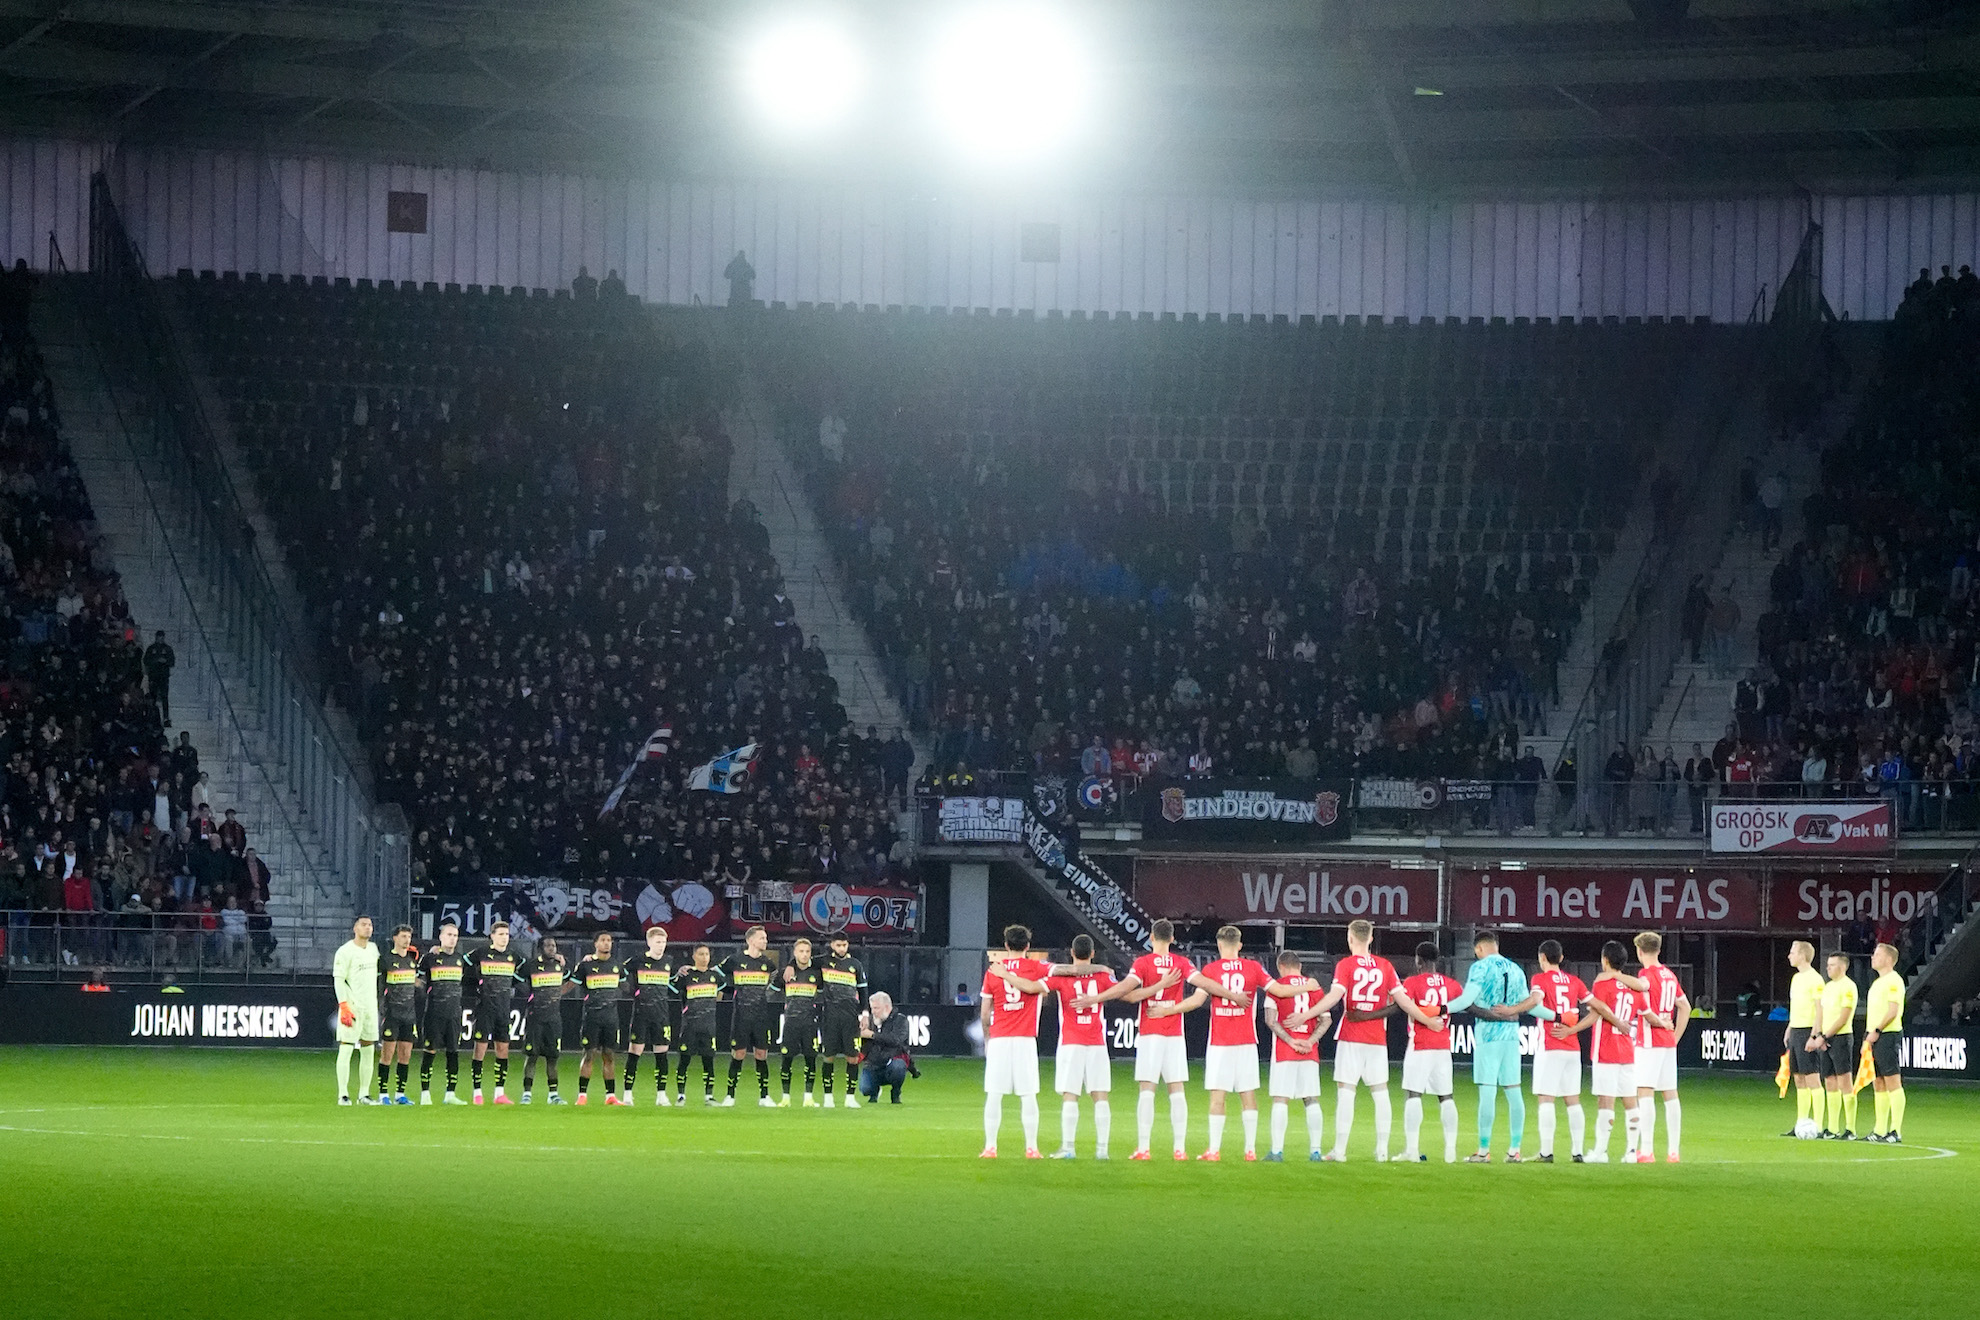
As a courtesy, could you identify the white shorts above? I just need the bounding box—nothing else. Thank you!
[1401,1048,1453,1096]
[1133,1034,1189,1085]
[1268,1058,1322,1100]
[1054,1043,1112,1095]
[336,1004,380,1045]
[1634,1046,1677,1092]
[984,1037,1040,1097]
[1202,1044,1261,1094]
[1333,1041,1389,1088]
[1532,1050,1583,1098]
[1591,1061,1636,1098]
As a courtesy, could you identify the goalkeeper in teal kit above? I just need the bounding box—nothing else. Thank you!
[1445,930,1553,1162]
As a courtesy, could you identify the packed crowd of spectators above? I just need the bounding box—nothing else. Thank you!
[1715,262,1980,831]
[0,305,273,969]
[184,274,907,898]
[754,310,1699,797]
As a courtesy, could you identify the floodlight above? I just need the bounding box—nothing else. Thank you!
[741,15,866,135]
[922,5,1095,164]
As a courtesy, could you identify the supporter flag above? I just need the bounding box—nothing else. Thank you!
[1775,1051,1791,1098]
[599,725,673,818]
[687,742,758,794]
[1853,1040,1876,1094]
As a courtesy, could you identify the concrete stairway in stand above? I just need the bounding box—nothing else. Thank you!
[34,284,353,969]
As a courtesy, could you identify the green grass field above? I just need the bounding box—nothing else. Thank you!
[2,1049,1977,1318]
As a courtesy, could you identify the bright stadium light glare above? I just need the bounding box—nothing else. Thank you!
[923,6,1095,165]
[740,15,867,135]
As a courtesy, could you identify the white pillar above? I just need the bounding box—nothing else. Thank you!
[947,861,990,998]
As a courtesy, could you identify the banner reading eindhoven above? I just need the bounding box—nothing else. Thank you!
[1140,778,1352,843]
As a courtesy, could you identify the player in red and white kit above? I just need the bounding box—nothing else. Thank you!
[1076,917,1192,1159]
[1044,934,1116,1159]
[1394,942,1466,1164]
[1262,950,1331,1161]
[979,924,1052,1158]
[1631,930,1690,1163]
[1303,919,1402,1161]
[1549,940,1643,1163]
[1171,924,1299,1161]
[1521,939,1589,1163]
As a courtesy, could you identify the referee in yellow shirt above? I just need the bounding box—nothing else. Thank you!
[1805,951,1858,1139]
[1865,942,1907,1144]
[1782,940,1826,1138]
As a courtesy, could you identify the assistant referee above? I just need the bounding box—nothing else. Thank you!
[1806,951,1858,1140]
[1782,940,1825,1137]
[1865,942,1907,1144]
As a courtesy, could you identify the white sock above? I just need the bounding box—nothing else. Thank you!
[357,1047,375,1099]
[1136,1090,1156,1152]
[1439,1096,1460,1163]
[1240,1107,1258,1155]
[1664,1097,1681,1158]
[337,1044,354,1099]
[1624,1107,1641,1158]
[1371,1088,1392,1161]
[1270,1102,1290,1155]
[1208,1111,1226,1154]
[1402,1096,1423,1159]
[1639,1096,1657,1156]
[1305,1101,1325,1154]
[1020,1096,1040,1151]
[1594,1108,1614,1156]
[1538,1100,1557,1157]
[1061,1100,1079,1152]
[983,1094,1003,1151]
[1568,1104,1587,1155]
[1331,1086,1356,1157]
[1169,1091,1189,1154]
[1093,1100,1111,1156]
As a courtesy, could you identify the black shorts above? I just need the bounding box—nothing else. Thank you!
[525,1015,562,1056]
[579,1012,623,1052]
[679,1021,718,1055]
[382,1009,419,1043]
[781,1016,819,1054]
[629,1004,672,1048]
[730,1005,774,1051]
[820,1009,860,1057]
[1871,1032,1902,1078]
[472,1001,514,1044]
[1819,1033,1855,1079]
[421,1001,464,1051]
[1786,1027,1819,1076]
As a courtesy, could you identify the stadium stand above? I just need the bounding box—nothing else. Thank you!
[178,275,908,894]
[750,308,1704,792]
[0,307,265,968]
[1743,263,1980,830]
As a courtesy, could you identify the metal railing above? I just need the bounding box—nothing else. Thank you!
[2,911,307,983]
[79,172,409,935]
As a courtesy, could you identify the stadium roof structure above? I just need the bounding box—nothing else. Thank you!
[0,0,1976,196]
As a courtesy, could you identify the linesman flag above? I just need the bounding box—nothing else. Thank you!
[687,742,758,794]
[1853,1040,1876,1094]
[1775,1051,1791,1098]
[599,725,673,818]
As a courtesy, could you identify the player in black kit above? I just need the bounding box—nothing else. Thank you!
[819,935,868,1108]
[673,945,725,1105]
[517,938,568,1104]
[779,937,824,1106]
[722,925,779,1107]
[376,925,420,1104]
[623,925,676,1107]
[466,921,522,1104]
[418,920,468,1105]
[568,931,626,1106]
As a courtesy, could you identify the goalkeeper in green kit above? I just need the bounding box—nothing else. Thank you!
[333,915,381,1105]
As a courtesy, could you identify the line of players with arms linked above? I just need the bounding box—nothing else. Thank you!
[976,915,1911,1161]
[331,917,884,1108]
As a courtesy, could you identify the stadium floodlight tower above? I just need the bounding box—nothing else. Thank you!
[741,11,868,135]
[921,3,1097,166]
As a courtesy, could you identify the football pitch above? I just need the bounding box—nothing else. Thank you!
[2,1049,1977,1319]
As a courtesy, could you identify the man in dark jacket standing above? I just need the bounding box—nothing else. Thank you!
[144,631,176,726]
[857,991,917,1104]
